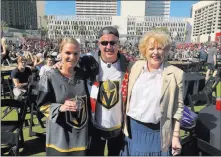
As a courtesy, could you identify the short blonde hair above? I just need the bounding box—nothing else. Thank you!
[138,30,172,58]
[59,37,80,53]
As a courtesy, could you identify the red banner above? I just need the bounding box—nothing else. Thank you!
[215,32,221,42]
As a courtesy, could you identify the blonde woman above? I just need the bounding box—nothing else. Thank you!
[1,37,10,65]
[121,30,184,156]
[37,38,89,156]
[23,51,34,66]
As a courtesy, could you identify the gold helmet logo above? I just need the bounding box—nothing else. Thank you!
[99,80,119,109]
[65,95,88,129]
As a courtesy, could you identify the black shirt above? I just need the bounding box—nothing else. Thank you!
[11,67,32,84]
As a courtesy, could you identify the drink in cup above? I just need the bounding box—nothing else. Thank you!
[216,97,221,111]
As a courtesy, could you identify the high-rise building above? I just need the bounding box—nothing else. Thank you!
[36,1,46,29]
[121,1,171,17]
[145,1,171,17]
[75,0,120,16]
[1,0,38,30]
[191,1,221,42]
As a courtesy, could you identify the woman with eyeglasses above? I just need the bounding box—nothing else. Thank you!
[37,37,90,156]
[121,30,184,156]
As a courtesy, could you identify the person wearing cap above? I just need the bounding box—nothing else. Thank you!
[83,26,132,156]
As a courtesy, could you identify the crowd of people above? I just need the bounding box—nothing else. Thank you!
[1,26,221,156]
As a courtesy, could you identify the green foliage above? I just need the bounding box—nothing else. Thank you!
[151,26,170,34]
[113,25,120,30]
[22,33,27,37]
[1,20,8,30]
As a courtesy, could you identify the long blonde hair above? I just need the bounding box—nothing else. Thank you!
[1,37,8,49]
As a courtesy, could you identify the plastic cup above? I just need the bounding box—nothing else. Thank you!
[216,97,221,111]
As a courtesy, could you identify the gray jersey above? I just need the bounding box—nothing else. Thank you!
[37,68,89,152]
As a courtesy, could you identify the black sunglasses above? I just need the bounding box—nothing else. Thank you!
[100,41,119,46]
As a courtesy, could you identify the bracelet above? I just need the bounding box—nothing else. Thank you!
[173,135,180,138]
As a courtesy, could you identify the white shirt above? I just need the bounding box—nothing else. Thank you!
[39,65,52,78]
[95,58,123,130]
[127,64,163,124]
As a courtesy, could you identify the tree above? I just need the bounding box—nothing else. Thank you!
[1,21,8,37]
[73,22,79,30]
[79,25,86,35]
[113,25,120,30]
[136,29,142,35]
[43,15,48,24]
[184,30,188,41]
[152,26,169,34]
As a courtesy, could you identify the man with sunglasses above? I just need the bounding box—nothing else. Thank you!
[84,26,132,156]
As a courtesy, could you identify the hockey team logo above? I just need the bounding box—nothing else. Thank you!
[66,95,88,129]
[99,80,119,109]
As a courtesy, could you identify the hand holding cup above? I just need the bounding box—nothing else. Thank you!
[59,99,78,112]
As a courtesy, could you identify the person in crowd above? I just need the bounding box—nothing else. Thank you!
[9,48,19,63]
[1,37,10,65]
[120,48,136,62]
[86,26,131,156]
[37,37,90,156]
[39,55,54,78]
[199,45,208,62]
[121,30,184,156]
[24,50,35,67]
[34,53,45,70]
[11,56,32,99]
[205,43,218,81]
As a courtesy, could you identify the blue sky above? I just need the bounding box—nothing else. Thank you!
[45,1,199,17]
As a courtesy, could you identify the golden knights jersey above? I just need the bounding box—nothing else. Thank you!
[94,59,123,138]
[37,68,89,152]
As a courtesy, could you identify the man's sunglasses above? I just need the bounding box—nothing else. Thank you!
[100,41,119,46]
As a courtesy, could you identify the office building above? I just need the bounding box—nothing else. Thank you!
[1,0,38,30]
[75,0,120,16]
[47,15,189,42]
[191,1,221,42]
[121,1,171,17]
[145,1,171,17]
[36,1,46,29]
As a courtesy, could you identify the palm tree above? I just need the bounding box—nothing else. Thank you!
[136,29,142,35]
[152,26,169,34]
[79,25,85,35]
[184,30,188,41]
[113,25,120,30]
[73,22,79,30]
[1,20,8,37]
[43,15,48,25]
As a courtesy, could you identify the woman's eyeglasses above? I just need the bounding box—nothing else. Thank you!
[100,41,119,46]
